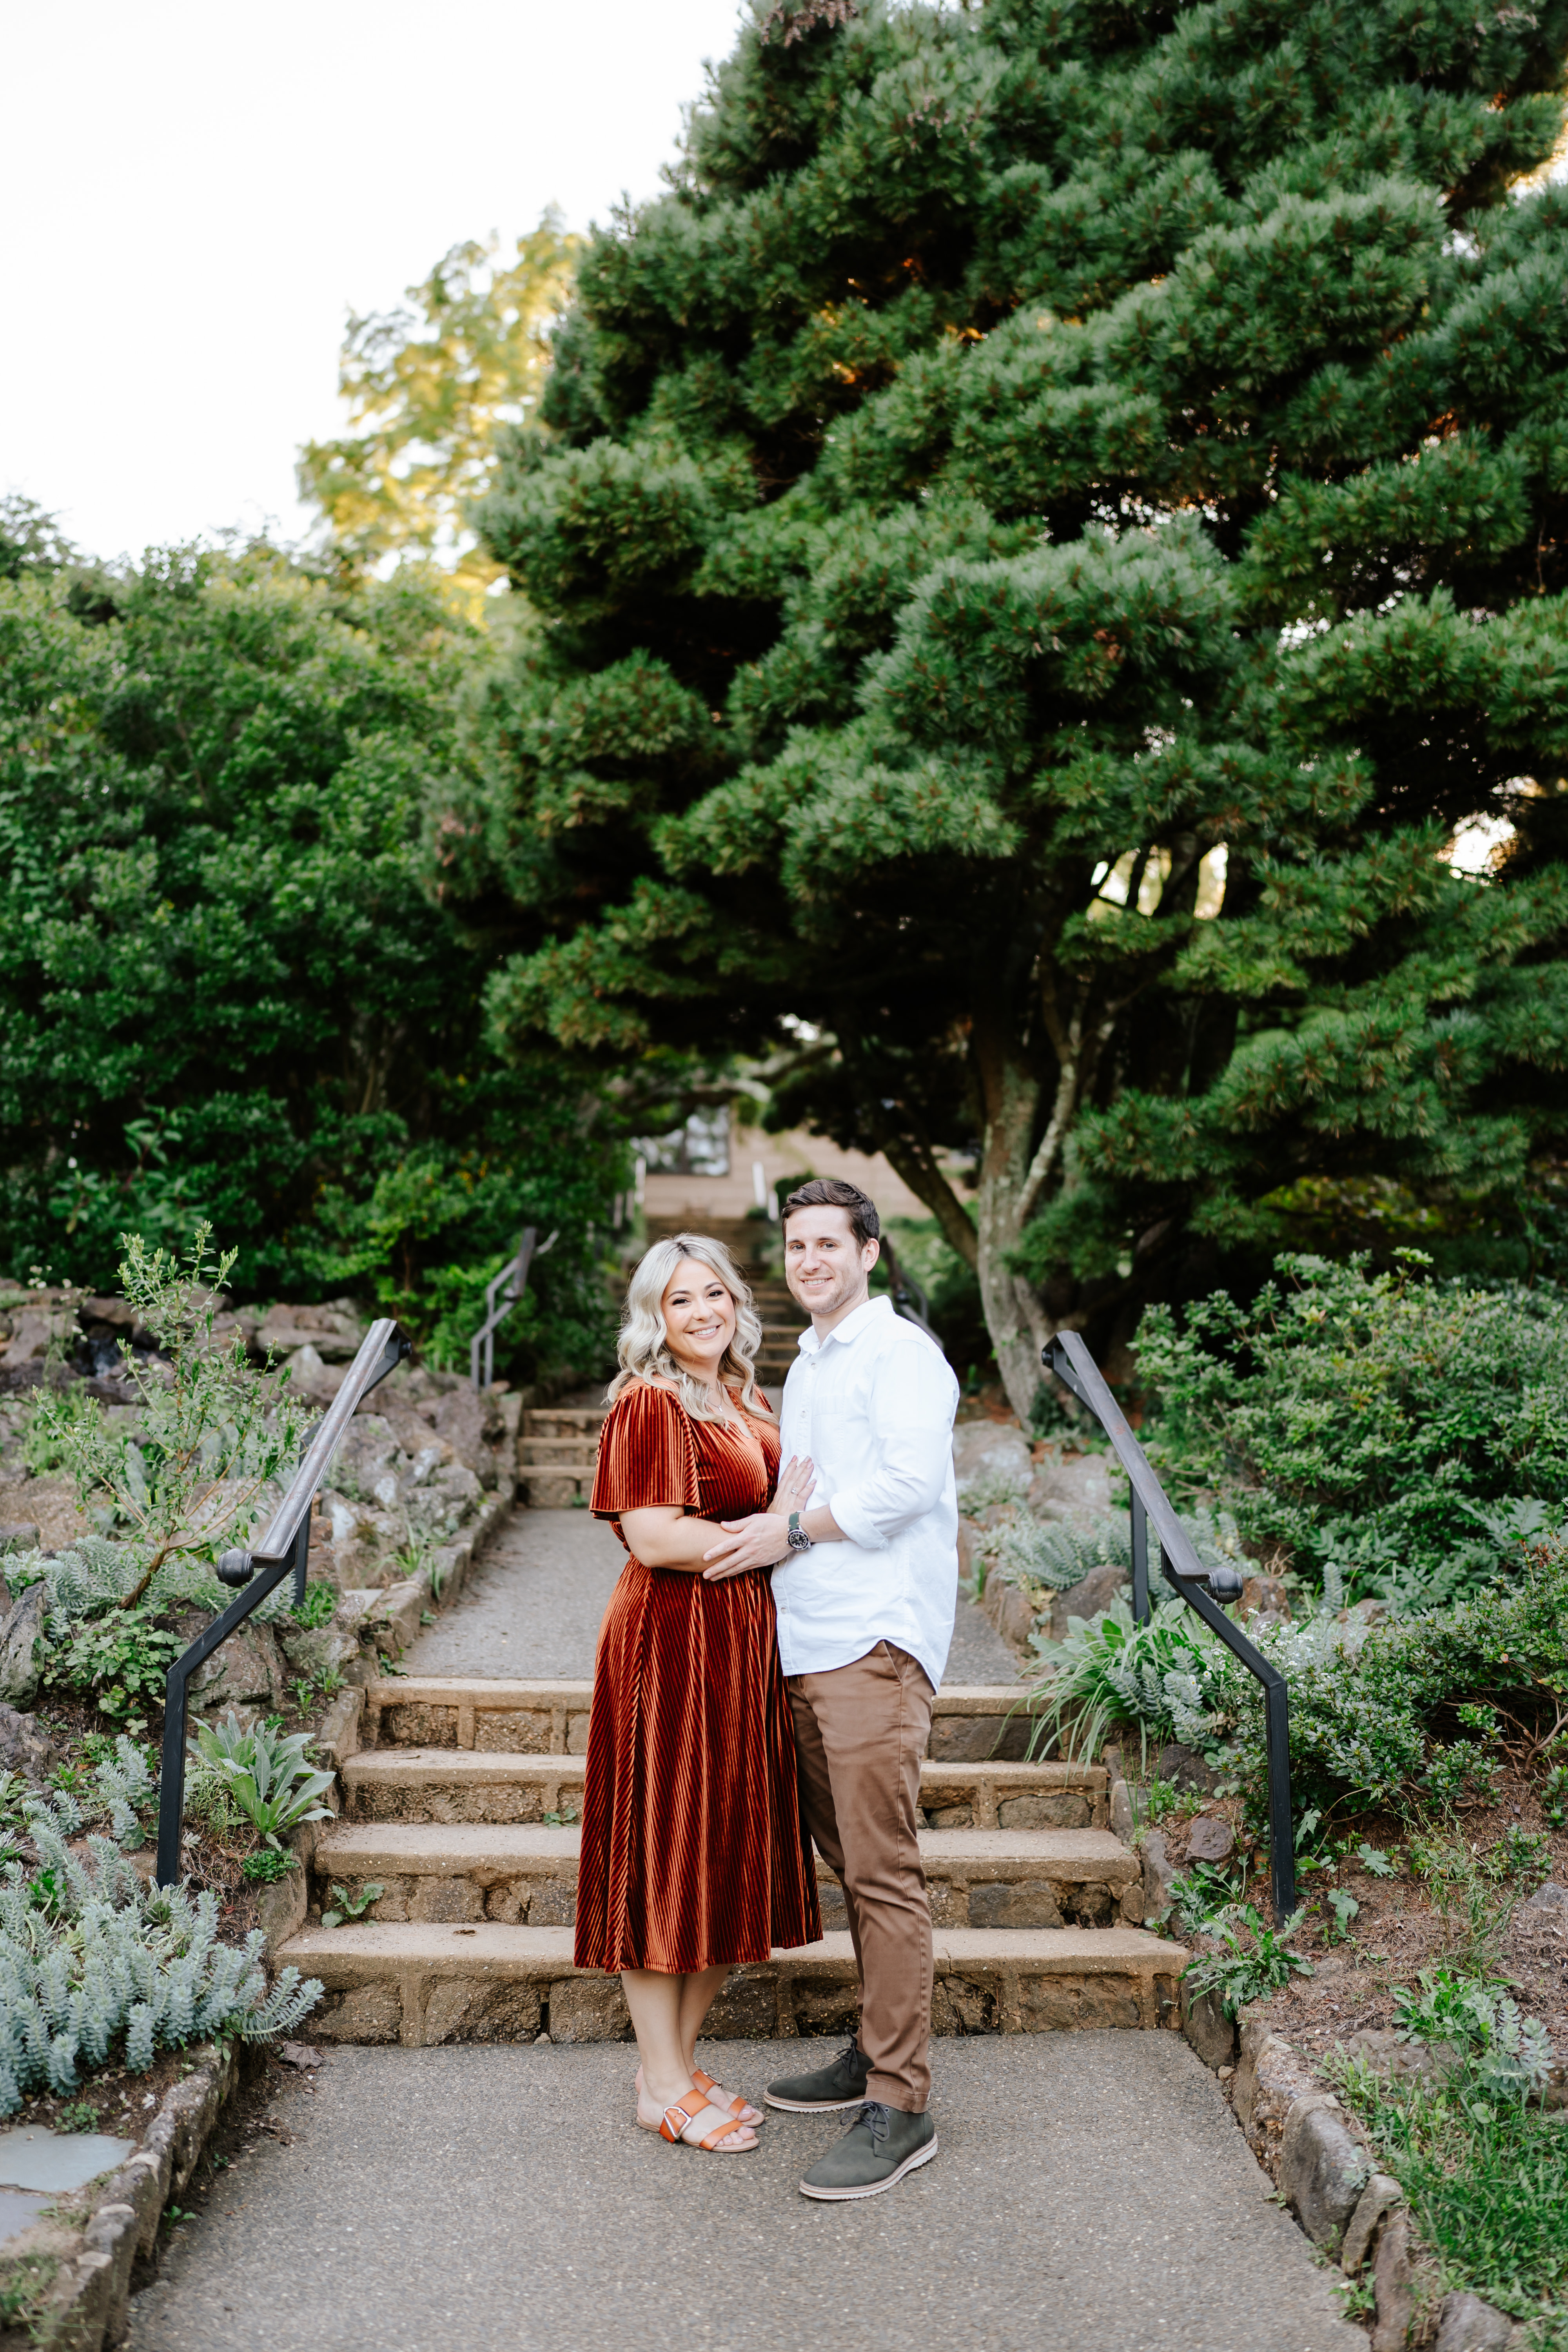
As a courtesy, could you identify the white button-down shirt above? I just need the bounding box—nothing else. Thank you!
[773,1294,960,1691]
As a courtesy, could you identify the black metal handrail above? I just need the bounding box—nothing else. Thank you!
[154,1318,410,1887]
[1043,1332,1296,1921]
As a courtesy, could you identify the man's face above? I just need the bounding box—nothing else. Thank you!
[783,1205,879,1319]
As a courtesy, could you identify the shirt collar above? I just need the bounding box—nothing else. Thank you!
[796,1293,893,1355]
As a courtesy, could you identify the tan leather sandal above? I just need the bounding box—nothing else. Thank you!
[692,2067,762,2125]
[659,2090,759,2152]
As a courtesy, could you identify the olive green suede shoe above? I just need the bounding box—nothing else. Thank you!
[798,2101,938,2201]
[764,2040,871,2113]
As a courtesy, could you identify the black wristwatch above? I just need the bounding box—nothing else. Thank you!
[786,1511,814,1554]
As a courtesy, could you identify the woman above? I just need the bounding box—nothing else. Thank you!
[575,1232,822,2154]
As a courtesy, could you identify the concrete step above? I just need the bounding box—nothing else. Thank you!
[361,1675,1072,1776]
[521,1408,606,1436]
[283,1921,1183,2047]
[310,1822,1143,1932]
[342,1749,1104,1831]
[517,1440,599,1465]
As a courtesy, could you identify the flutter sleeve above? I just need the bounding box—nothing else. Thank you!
[591,1383,701,1520]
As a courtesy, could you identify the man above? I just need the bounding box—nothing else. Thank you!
[700,1178,959,2201]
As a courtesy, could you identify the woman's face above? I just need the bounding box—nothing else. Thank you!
[661,1257,737,1379]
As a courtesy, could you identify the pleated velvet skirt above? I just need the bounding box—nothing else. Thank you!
[573,1379,822,1974]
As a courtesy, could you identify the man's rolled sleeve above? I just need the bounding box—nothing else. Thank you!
[826,1343,954,1550]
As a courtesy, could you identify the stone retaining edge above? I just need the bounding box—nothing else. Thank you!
[29,2038,241,2352]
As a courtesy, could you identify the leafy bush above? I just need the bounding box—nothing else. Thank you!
[0,1794,320,2112]
[31,1224,306,1595]
[1139,1253,1568,1608]
[192,1714,334,1850]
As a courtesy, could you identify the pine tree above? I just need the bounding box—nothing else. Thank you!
[460,0,1568,1414]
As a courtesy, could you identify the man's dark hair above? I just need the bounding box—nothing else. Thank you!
[780,1178,880,1249]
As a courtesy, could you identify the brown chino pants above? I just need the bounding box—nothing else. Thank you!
[787,1641,936,2113]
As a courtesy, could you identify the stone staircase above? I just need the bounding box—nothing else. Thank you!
[516,1406,604,1508]
[285,1676,1181,2049]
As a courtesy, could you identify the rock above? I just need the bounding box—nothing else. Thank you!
[258,1302,366,1363]
[1519,1879,1568,1921]
[1342,2174,1403,2276]
[0,1524,38,1556]
[968,1880,1064,1929]
[1049,1558,1131,1640]
[998,1793,1089,1829]
[1278,2093,1369,2252]
[277,1621,362,1683]
[281,1345,345,1401]
[275,2043,323,2071]
[991,1580,1037,1650]
[952,1421,1032,1504]
[1156,1741,1218,1794]
[1109,1779,1134,1842]
[1186,1813,1235,1863]
[188,1624,282,1710]
[1432,2291,1515,2351]
[1234,2022,1317,2145]
[1180,1979,1236,2069]
[0,1703,58,1785]
[424,1387,489,1474]
[1142,1831,1176,1922]
[1371,2210,1416,2352]
[1239,1574,1290,1620]
[0,1586,46,1708]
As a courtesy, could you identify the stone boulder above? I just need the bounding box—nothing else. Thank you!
[0,1586,46,1708]
[1048,1557,1130,1640]
[1519,1879,1567,1923]
[952,1421,1033,1506]
[257,1302,367,1363]
[0,1703,58,1785]
[1186,1814,1235,1863]
[1278,2092,1369,2252]
[1431,2292,1515,2351]
[1180,1979,1236,2069]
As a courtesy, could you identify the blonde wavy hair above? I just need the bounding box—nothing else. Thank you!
[607,1233,766,1423]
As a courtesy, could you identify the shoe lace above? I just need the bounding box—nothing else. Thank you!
[834,2041,866,2081]
[851,2100,891,2145]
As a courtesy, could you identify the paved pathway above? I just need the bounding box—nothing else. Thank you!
[126,1510,1353,2350]
[408,1510,1023,1684]
[129,2033,1357,2352]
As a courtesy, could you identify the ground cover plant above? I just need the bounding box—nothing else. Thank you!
[1139,1251,1568,1608]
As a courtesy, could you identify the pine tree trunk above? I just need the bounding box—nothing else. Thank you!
[973,1057,1056,1425]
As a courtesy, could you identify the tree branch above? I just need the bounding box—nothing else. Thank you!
[874,1126,978,1269]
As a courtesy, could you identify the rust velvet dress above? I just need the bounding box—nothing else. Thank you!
[574,1379,822,1974]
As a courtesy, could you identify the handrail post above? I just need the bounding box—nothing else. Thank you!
[1043,1335,1296,1923]
[153,1317,410,1887]
[1130,1490,1151,1626]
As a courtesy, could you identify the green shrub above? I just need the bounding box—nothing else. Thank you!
[1139,1253,1568,1608]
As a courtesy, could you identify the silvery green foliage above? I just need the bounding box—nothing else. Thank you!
[998,1505,1256,1595]
[998,1513,1132,1593]
[0,1795,321,2114]
[7,1534,227,1642]
[88,1735,156,1848]
[960,1465,1032,1514]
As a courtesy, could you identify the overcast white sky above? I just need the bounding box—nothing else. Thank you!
[3,0,747,563]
